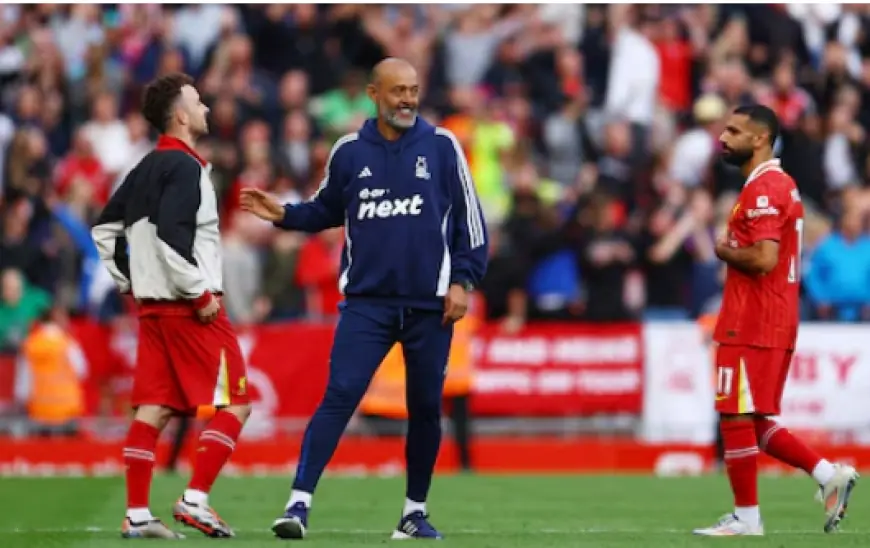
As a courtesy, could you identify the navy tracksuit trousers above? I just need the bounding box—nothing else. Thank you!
[292,301,453,502]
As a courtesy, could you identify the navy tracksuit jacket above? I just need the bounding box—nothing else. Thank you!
[275,116,488,306]
[274,117,488,495]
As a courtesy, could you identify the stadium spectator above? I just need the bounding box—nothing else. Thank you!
[604,5,660,161]
[81,91,135,177]
[295,227,344,321]
[478,225,528,331]
[667,94,727,188]
[279,109,315,183]
[257,230,306,322]
[54,129,110,207]
[568,192,637,321]
[542,93,585,190]
[0,198,57,293]
[758,57,816,131]
[222,212,264,326]
[0,268,51,352]
[804,204,870,321]
[310,69,375,138]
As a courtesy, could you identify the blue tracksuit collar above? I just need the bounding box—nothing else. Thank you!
[359,117,433,152]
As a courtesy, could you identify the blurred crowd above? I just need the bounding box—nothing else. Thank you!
[4,3,870,362]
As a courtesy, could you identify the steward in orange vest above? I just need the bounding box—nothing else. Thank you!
[18,315,86,428]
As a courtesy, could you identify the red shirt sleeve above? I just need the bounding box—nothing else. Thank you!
[742,177,788,244]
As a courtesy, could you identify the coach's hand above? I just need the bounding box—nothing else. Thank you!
[240,188,285,223]
[196,294,221,324]
[443,284,468,325]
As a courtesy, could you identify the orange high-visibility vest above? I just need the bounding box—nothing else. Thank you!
[360,296,482,419]
[22,324,84,425]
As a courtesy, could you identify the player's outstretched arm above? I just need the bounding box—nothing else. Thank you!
[715,239,779,275]
[91,181,133,293]
[437,128,489,289]
[243,134,354,234]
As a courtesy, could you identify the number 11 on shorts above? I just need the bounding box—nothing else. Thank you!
[717,366,734,398]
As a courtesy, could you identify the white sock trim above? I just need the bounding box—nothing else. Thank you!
[812,460,836,486]
[287,490,312,509]
[184,488,208,506]
[126,508,154,523]
[734,506,761,528]
[403,498,426,517]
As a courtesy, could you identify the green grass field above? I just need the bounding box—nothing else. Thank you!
[2,474,866,547]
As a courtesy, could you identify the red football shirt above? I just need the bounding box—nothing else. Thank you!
[714,159,804,350]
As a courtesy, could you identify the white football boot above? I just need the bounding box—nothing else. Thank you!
[121,517,184,539]
[693,513,764,536]
[816,463,859,533]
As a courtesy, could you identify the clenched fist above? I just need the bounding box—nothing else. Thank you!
[240,188,285,223]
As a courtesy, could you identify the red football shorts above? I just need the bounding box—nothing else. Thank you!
[714,344,793,416]
[132,309,250,414]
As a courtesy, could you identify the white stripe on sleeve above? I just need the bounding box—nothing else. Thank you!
[435,127,485,249]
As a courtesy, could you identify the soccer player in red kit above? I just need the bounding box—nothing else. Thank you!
[693,105,858,536]
[92,73,251,539]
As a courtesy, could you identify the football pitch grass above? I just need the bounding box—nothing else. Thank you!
[3,474,867,547]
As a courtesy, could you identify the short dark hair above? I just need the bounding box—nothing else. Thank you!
[733,104,780,146]
[141,72,194,134]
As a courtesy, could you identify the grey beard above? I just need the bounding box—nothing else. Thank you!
[384,108,417,130]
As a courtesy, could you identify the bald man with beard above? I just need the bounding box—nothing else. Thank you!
[242,58,488,540]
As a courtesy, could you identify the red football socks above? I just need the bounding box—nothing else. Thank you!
[124,420,161,510]
[721,419,759,508]
[754,417,822,474]
[188,411,243,495]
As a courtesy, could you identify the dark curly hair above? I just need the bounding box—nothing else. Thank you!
[141,72,194,134]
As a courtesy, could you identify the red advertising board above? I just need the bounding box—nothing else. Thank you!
[3,319,643,421]
[471,323,644,416]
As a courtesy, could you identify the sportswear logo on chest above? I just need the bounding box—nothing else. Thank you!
[358,166,372,179]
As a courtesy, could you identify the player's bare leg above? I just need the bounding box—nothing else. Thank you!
[173,403,252,538]
[755,416,859,532]
[694,414,764,536]
[122,405,184,539]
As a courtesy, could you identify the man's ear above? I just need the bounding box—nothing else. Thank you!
[366,83,377,104]
[170,102,184,128]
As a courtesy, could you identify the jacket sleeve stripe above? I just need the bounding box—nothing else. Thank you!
[311,132,359,201]
[436,128,485,249]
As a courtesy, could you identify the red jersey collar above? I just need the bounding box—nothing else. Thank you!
[156,135,207,167]
[745,158,782,186]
